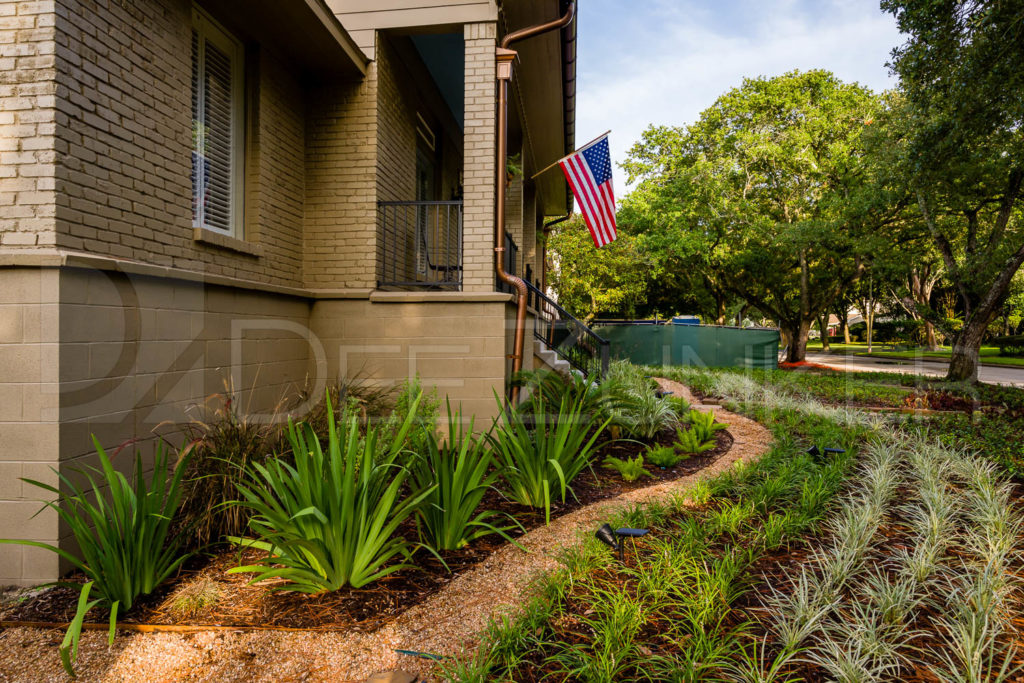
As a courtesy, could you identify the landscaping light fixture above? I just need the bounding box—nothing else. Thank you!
[595,523,619,553]
[656,391,673,399]
[595,524,649,562]
[807,445,846,462]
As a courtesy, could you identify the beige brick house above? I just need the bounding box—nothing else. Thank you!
[0,0,579,584]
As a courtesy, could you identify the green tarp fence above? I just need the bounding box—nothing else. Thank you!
[594,324,780,370]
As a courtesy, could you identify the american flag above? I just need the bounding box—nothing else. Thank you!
[559,135,617,248]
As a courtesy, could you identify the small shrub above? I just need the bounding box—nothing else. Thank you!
[229,391,433,592]
[667,394,691,417]
[409,401,518,552]
[676,426,716,455]
[489,391,610,523]
[0,438,194,676]
[616,390,678,440]
[176,380,288,549]
[168,577,221,619]
[602,454,652,482]
[688,409,728,443]
[646,444,688,468]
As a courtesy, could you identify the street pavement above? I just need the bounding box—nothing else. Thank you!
[804,352,1024,388]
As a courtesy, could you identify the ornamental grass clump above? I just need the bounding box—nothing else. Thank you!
[489,391,610,524]
[408,401,519,552]
[0,437,193,677]
[229,391,434,592]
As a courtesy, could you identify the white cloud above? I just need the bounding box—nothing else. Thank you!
[575,1,904,191]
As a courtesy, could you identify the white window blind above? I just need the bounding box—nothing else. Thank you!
[191,8,244,236]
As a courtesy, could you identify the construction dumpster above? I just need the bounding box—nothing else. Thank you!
[593,324,779,370]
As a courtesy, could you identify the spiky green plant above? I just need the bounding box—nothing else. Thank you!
[601,454,652,482]
[675,425,716,455]
[0,438,193,676]
[228,391,434,592]
[488,391,610,524]
[688,409,728,443]
[408,401,518,552]
[646,443,687,468]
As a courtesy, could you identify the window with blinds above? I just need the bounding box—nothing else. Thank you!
[191,8,244,236]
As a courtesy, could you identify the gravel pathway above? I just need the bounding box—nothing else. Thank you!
[0,379,770,683]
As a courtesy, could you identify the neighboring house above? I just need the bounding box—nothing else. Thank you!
[0,0,579,584]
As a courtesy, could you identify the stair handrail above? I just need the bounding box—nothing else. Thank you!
[524,280,610,376]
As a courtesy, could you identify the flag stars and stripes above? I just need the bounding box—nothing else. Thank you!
[559,135,618,248]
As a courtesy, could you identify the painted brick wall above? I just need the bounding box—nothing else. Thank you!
[49,0,307,286]
[0,0,58,248]
[303,69,378,290]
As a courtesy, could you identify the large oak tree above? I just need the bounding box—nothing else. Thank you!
[623,70,895,361]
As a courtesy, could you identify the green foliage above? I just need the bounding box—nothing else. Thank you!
[601,454,652,482]
[511,368,618,420]
[646,444,687,468]
[991,335,1024,358]
[666,394,691,417]
[675,426,716,455]
[454,374,862,681]
[623,69,887,360]
[488,392,610,524]
[408,401,516,552]
[177,383,287,549]
[615,388,678,440]
[229,392,433,592]
[547,214,650,321]
[1,438,193,676]
[688,409,727,443]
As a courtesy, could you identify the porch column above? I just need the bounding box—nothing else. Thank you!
[461,22,497,292]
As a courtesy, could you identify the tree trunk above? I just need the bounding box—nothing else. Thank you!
[840,311,850,343]
[785,319,812,363]
[924,320,938,351]
[947,318,987,382]
[819,314,831,352]
[715,292,727,326]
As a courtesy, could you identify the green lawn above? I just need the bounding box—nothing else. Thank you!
[805,341,1024,367]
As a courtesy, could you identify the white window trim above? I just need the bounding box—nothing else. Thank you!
[192,5,245,238]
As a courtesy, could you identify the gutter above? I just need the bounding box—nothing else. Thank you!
[496,2,577,401]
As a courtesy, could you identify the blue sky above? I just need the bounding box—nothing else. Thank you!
[574,0,906,191]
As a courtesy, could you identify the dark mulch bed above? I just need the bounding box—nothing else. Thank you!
[0,428,732,633]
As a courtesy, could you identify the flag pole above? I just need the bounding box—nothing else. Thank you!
[529,129,611,180]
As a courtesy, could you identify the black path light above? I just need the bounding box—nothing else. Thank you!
[595,524,649,562]
[807,445,846,463]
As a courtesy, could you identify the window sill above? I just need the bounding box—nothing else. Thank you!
[193,228,263,258]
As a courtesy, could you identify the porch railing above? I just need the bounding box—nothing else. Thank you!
[524,279,610,376]
[378,200,462,290]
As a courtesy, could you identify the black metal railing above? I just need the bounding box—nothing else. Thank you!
[497,232,520,294]
[524,279,610,376]
[378,200,462,290]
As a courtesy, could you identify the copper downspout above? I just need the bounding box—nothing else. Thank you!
[496,2,576,401]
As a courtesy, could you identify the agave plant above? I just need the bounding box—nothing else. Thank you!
[0,437,193,676]
[488,390,610,524]
[409,400,520,552]
[228,391,434,592]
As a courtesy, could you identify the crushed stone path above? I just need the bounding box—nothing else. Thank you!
[0,379,770,683]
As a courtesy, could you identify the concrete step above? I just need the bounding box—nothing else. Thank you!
[533,339,571,375]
